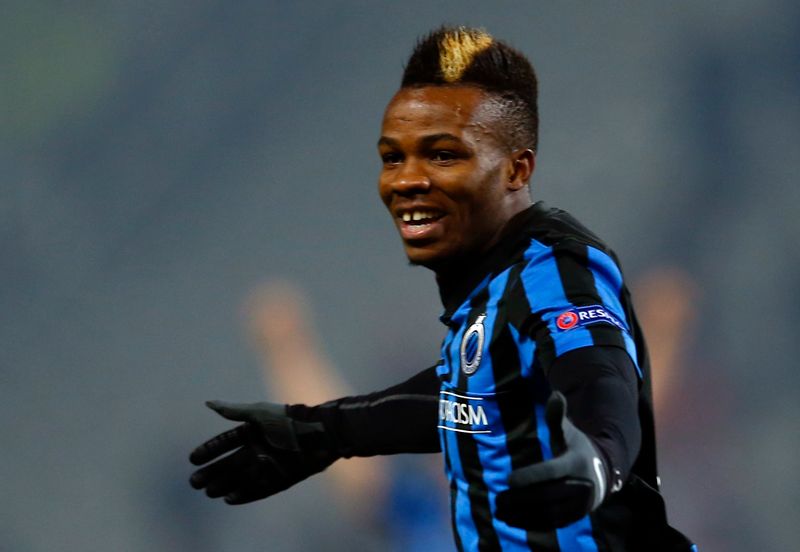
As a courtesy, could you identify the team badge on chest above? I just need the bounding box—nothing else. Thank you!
[460,314,486,375]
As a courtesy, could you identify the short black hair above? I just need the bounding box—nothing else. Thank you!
[401,26,539,152]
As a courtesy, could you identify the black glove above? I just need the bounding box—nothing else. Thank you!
[495,391,609,530]
[189,401,338,504]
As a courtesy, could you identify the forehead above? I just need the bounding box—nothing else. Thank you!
[381,86,493,138]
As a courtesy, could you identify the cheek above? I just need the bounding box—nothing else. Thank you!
[456,174,506,230]
[460,171,504,207]
[377,176,391,206]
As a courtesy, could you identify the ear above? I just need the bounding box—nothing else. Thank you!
[506,149,535,191]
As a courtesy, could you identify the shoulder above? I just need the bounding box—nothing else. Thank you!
[518,238,624,294]
[525,202,612,254]
[510,204,624,298]
[500,203,625,309]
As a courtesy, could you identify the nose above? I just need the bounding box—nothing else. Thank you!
[390,159,431,195]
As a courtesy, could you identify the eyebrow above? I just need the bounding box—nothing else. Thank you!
[377,133,465,148]
[377,136,400,148]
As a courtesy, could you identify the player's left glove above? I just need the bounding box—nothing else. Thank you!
[495,391,610,530]
[189,401,338,505]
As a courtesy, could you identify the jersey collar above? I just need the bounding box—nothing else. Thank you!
[437,201,549,325]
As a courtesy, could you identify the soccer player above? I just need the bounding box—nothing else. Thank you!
[190,26,696,551]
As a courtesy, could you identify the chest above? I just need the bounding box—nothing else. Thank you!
[438,295,536,395]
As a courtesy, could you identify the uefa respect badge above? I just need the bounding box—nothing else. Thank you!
[555,305,627,332]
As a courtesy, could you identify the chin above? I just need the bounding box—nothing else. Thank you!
[404,246,437,267]
[405,253,436,269]
[404,245,456,272]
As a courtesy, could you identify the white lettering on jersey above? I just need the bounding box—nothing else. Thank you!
[438,394,491,434]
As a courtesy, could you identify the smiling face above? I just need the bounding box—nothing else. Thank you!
[378,86,534,272]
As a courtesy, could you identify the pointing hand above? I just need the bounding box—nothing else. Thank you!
[495,392,609,530]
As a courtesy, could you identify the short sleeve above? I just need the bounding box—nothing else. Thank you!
[514,239,640,376]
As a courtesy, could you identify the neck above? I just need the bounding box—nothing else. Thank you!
[434,201,544,318]
[433,197,532,278]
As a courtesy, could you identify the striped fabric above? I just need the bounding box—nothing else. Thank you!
[435,203,659,551]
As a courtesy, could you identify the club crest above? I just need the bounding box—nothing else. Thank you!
[460,314,486,375]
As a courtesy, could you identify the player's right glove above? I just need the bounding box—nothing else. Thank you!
[495,391,610,530]
[189,401,339,504]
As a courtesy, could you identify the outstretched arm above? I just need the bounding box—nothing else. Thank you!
[189,366,441,504]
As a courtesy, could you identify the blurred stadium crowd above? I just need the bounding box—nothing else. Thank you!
[2,2,798,551]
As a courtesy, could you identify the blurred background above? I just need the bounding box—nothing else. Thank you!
[2,1,799,550]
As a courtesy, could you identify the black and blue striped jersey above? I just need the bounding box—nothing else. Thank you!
[434,201,662,551]
[319,201,693,551]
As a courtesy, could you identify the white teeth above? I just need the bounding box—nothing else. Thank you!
[401,210,437,223]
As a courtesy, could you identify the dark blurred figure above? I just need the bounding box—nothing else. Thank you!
[634,266,754,551]
[244,281,451,552]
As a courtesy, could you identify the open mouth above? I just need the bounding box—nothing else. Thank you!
[396,208,446,241]
[399,209,444,225]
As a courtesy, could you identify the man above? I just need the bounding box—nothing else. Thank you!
[190,27,695,551]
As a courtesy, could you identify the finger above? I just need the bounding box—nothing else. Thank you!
[508,451,577,487]
[497,479,592,530]
[205,467,242,498]
[206,400,255,422]
[544,391,567,454]
[190,446,246,489]
[204,457,248,498]
[190,426,247,466]
[224,449,298,504]
[225,488,264,505]
[200,450,253,498]
[205,480,232,499]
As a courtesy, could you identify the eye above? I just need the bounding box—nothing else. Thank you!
[431,150,458,163]
[381,151,403,165]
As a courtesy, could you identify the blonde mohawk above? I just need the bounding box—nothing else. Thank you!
[438,28,494,82]
[401,26,539,151]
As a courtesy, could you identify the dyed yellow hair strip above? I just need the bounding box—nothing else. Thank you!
[439,29,494,82]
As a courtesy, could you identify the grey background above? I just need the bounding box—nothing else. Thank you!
[2,1,799,550]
